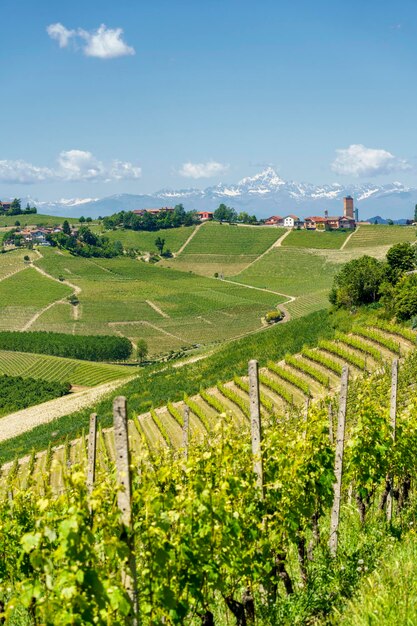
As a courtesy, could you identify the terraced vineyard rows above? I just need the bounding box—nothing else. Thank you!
[0,350,133,386]
[345,224,417,248]
[1,322,414,492]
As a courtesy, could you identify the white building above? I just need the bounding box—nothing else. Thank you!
[282,214,299,228]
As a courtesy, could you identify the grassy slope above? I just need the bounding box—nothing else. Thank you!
[232,248,340,319]
[181,222,284,255]
[0,310,334,462]
[163,222,285,277]
[338,533,417,625]
[16,249,285,355]
[346,225,417,248]
[0,268,73,331]
[0,349,133,386]
[281,229,350,249]
[0,249,39,279]
[0,213,83,227]
[92,225,196,253]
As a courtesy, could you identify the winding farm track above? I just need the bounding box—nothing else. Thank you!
[0,265,29,283]
[340,226,360,250]
[175,222,204,256]
[0,377,136,443]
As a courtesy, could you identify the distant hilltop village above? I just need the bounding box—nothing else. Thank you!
[264,196,357,230]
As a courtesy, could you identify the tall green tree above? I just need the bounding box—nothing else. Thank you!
[62,220,71,235]
[386,242,416,283]
[329,255,386,308]
[155,236,165,254]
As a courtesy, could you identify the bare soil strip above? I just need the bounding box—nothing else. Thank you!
[0,378,136,443]
[175,222,204,255]
[145,300,170,318]
[340,225,360,250]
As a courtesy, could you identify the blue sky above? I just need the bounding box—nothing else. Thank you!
[1,0,417,200]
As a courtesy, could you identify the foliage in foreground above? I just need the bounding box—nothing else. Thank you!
[3,353,417,624]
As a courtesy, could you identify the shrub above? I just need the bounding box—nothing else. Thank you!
[265,310,284,324]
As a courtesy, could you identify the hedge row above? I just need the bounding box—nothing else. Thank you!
[0,374,70,416]
[0,331,132,362]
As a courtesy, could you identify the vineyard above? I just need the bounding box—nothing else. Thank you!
[1,320,417,624]
[0,350,133,386]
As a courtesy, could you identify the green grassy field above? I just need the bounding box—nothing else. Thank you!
[0,268,73,331]
[282,229,350,249]
[181,221,284,255]
[232,247,340,296]
[0,350,133,386]
[346,224,417,248]
[0,249,38,280]
[93,225,196,253]
[0,213,84,228]
[0,309,335,462]
[3,249,285,356]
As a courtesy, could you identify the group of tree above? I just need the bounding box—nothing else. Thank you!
[0,331,133,362]
[102,205,199,232]
[1,198,37,216]
[329,241,417,320]
[48,225,124,258]
[213,203,257,223]
[0,374,70,415]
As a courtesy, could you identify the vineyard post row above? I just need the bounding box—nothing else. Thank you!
[82,354,403,618]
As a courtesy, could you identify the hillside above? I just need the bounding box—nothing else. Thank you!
[2,319,417,625]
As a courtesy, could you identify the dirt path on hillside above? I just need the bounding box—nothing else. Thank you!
[109,320,185,342]
[0,265,29,283]
[0,378,135,443]
[21,297,68,331]
[219,277,296,303]
[32,263,82,295]
[340,225,360,250]
[235,228,292,274]
[175,223,204,255]
[145,300,170,318]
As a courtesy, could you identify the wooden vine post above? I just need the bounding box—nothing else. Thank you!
[86,413,97,503]
[248,359,263,499]
[183,405,190,460]
[113,396,138,625]
[328,403,334,445]
[387,358,398,523]
[329,365,349,557]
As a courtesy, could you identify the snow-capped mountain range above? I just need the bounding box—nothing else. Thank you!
[21,168,417,220]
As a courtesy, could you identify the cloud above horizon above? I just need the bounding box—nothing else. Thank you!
[331,144,410,177]
[179,161,229,179]
[0,150,142,184]
[47,23,135,59]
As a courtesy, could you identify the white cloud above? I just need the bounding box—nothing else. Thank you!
[46,23,76,48]
[179,161,229,179]
[79,25,135,59]
[0,160,54,184]
[331,144,410,177]
[0,151,142,184]
[47,23,135,59]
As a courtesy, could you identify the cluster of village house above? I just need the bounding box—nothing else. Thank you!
[264,196,356,230]
[134,197,357,230]
[1,197,357,248]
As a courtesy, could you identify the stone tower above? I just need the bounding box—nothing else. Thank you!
[343,196,354,219]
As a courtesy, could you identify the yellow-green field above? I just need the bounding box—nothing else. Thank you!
[0,350,133,386]
[92,224,196,253]
[346,224,417,248]
[0,248,285,356]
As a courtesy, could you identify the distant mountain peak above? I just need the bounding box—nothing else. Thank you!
[238,167,286,188]
[25,168,416,220]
